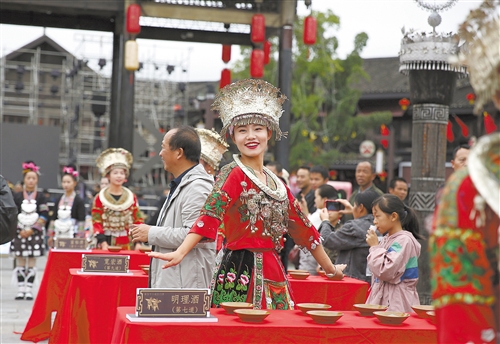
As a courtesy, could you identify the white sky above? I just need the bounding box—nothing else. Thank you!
[0,0,481,82]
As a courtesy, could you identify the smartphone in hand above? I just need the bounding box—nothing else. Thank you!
[325,200,344,211]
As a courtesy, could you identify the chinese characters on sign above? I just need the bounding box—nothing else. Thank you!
[55,238,88,250]
[81,254,130,273]
[136,289,211,317]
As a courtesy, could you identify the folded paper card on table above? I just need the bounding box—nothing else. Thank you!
[134,288,213,319]
[81,254,130,273]
[54,238,90,251]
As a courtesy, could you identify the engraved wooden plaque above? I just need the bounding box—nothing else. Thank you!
[81,254,130,273]
[55,238,88,250]
[136,288,211,317]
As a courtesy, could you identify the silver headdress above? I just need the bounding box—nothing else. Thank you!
[195,128,229,171]
[96,148,133,177]
[212,79,288,141]
[450,0,500,113]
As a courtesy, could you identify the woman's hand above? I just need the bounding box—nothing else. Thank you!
[319,208,341,224]
[366,228,379,247]
[148,251,184,269]
[325,264,347,281]
[337,199,354,214]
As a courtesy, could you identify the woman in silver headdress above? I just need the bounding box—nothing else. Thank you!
[149,79,346,310]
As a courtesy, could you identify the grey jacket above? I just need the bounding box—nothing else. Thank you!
[319,214,374,282]
[148,164,215,289]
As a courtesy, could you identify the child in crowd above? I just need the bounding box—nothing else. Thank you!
[365,194,422,312]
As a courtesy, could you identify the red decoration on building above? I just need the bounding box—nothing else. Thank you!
[452,114,469,138]
[251,14,266,43]
[220,68,231,89]
[250,49,264,78]
[483,112,498,134]
[328,170,337,180]
[222,45,231,63]
[399,98,410,110]
[447,120,454,142]
[466,93,476,105]
[378,171,387,182]
[380,139,389,149]
[303,16,317,45]
[263,41,271,65]
[380,124,389,136]
[126,4,141,34]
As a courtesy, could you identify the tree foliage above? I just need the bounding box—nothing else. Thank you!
[232,10,392,169]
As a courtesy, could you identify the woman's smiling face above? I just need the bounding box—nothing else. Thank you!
[231,123,271,158]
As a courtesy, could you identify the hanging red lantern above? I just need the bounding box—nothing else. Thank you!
[466,93,476,105]
[399,98,410,110]
[483,112,498,134]
[378,171,388,182]
[380,124,389,136]
[303,15,317,45]
[329,170,337,180]
[250,49,264,78]
[263,41,271,65]
[380,139,389,149]
[219,68,231,89]
[452,114,469,138]
[126,4,141,35]
[447,120,454,142]
[251,14,265,43]
[222,45,231,63]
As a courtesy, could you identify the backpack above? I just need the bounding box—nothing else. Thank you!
[0,175,18,244]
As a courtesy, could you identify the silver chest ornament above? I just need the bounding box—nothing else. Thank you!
[54,205,74,238]
[18,200,39,230]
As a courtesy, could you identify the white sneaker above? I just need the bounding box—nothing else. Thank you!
[24,291,33,301]
[15,291,25,300]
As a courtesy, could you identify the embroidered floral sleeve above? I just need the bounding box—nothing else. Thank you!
[91,196,104,235]
[188,163,237,241]
[286,188,322,251]
[33,195,49,232]
[131,195,145,225]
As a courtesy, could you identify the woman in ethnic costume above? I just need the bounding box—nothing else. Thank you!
[430,2,500,342]
[92,148,144,250]
[11,161,49,300]
[148,79,346,310]
[47,164,86,246]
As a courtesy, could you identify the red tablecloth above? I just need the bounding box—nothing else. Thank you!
[111,307,437,344]
[49,268,148,344]
[21,249,151,342]
[289,275,368,310]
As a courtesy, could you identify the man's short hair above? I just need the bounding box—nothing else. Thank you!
[389,177,408,189]
[169,126,201,163]
[317,184,338,200]
[452,144,470,160]
[266,161,283,173]
[358,161,376,173]
[297,166,311,172]
[310,166,329,180]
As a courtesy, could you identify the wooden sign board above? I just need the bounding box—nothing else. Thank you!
[136,288,211,317]
[81,254,130,273]
[55,238,88,250]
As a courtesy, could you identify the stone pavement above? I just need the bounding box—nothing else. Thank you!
[0,250,48,344]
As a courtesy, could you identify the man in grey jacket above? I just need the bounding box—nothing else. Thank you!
[132,126,215,288]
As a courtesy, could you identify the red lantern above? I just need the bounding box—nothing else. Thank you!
[222,45,231,64]
[328,170,337,180]
[466,93,476,105]
[250,49,264,78]
[303,16,317,45]
[126,4,141,35]
[380,124,389,136]
[378,171,387,182]
[251,14,265,43]
[484,112,498,134]
[263,41,271,65]
[399,98,410,110]
[447,120,454,142]
[220,68,231,89]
